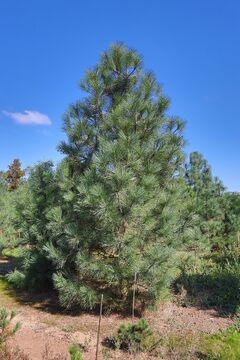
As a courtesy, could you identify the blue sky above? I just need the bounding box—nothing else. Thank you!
[0,0,239,191]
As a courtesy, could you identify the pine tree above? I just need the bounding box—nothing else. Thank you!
[221,191,240,252]
[7,161,60,291]
[48,44,187,309]
[185,152,226,251]
[0,171,6,190]
[0,165,28,251]
[6,159,25,191]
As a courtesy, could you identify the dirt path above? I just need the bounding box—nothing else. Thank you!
[3,296,234,360]
[0,259,234,360]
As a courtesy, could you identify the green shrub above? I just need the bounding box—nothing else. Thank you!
[111,319,155,353]
[175,255,240,315]
[201,330,240,360]
[0,308,21,346]
[69,343,83,360]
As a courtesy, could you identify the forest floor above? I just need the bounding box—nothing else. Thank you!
[0,257,234,360]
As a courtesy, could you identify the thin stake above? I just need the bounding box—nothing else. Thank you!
[132,272,137,321]
[95,294,103,360]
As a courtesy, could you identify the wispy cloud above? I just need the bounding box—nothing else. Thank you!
[2,110,52,125]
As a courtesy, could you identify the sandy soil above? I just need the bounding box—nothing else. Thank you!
[0,258,234,360]
[3,297,233,360]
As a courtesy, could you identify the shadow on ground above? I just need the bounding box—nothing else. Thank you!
[174,270,240,317]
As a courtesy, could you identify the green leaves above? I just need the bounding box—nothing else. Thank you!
[69,343,83,360]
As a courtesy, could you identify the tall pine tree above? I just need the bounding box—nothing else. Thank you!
[46,44,188,309]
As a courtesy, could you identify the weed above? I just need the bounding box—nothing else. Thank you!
[102,347,112,359]
[0,307,21,346]
[200,329,240,360]
[42,344,67,360]
[69,343,83,360]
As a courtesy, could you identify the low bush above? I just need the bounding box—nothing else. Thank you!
[69,343,83,360]
[175,255,240,315]
[107,319,156,353]
[200,329,240,360]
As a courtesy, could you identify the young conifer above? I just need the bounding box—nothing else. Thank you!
[47,44,187,309]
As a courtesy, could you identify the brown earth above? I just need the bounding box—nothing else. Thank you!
[0,258,234,360]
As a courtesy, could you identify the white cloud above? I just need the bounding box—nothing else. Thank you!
[2,110,52,125]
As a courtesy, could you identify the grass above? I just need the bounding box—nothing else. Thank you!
[200,329,240,360]
[41,317,59,327]
[174,252,240,316]
[0,278,8,291]
[62,324,82,333]
[0,278,19,308]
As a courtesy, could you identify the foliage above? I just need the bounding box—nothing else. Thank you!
[0,238,4,253]
[175,254,240,315]
[7,269,26,290]
[6,161,61,291]
[1,44,240,315]
[45,43,190,309]
[69,343,83,360]
[149,328,240,360]
[200,329,240,360]
[53,273,97,310]
[0,308,21,346]
[109,319,155,353]
[6,159,25,191]
[221,192,240,251]
[0,182,29,250]
[2,247,21,258]
[158,331,203,359]
[185,152,226,252]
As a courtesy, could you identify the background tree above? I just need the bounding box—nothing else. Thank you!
[185,152,226,252]
[0,165,27,252]
[0,171,7,190]
[221,191,240,253]
[7,161,61,291]
[6,159,25,191]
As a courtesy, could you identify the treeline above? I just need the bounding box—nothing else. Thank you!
[0,44,239,311]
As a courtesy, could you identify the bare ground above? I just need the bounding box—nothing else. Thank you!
[0,258,234,360]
